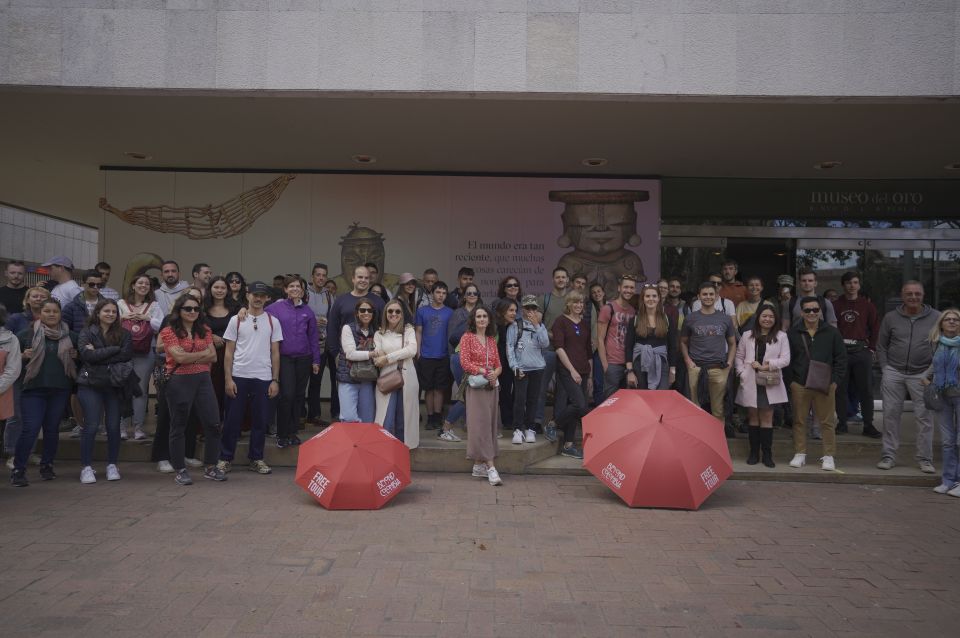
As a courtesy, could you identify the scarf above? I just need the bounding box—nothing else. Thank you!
[23,320,77,384]
[933,335,960,391]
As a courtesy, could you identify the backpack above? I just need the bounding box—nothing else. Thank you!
[121,301,155,354]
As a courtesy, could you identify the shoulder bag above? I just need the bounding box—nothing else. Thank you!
[376,330,405,394]
[349,330,379,382]
[922,383,944,412]
[801,333,832,394]
[754,339,781,386]
[467,336,492,389]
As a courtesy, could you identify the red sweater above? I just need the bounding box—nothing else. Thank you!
[832,296,880,350]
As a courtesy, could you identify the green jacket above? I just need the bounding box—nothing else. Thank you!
[787,321,847,386]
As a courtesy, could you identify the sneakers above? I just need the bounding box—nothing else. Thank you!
[174,469,192,486]
[120,427,129,440]
[862,425,882,439]
[544,422,558,442]
[788,453,806,468]
[471,463,489,478]
[487,467,503,486]
[821,456,836,471]
[438,429,461,442]
[948,484,960,498]
[288,435,302,446]
[248,459,272,475]
[560,445,583,459]
[80,466,97,484]
[39,464,56,480]
[933,483,957,494]
[133,426,148,441]
[185,457,203,468]
[512,429,524,445]
[216,460,233,474]
[876,457,895,470]
[157,460,175,473]
[106,464,121,481]
[524,429,536,443]
[918,460,936,474]
[69,424,83,438]
[10,469,28,487]
[276,437,290,449]
[203,465,228,482]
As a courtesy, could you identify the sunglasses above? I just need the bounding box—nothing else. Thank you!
[386,309,402,316]
[87,282,103,288]
[357,308,374,314]
[465,291,479,297]
[228,279,241,284]
[505,283,519,288]
[802,307,820,314]
[181,305,200,313]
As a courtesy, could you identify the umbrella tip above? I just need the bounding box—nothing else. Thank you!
[659,414,663,423]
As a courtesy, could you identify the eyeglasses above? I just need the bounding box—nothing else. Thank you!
[505,283,519,288]
[386,309,402,316]
[181,306,200,313]
[801,307,820,314]
[357,308,374,314]
[87,282,103,288]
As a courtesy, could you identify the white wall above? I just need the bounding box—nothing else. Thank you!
[1,1,958,96]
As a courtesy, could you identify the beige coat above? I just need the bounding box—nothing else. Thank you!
[373,324,420,449]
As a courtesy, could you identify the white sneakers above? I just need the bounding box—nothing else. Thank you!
[133,427,148,441]
[120,427,129,440]
[512,429,524,444]
[487,467,503,486]
[821,456,835,471]
[80,466,96,484]
[936,482,960,496]
[788,453,806,468]
[471,463,488,478]
[106,464,121,481]
[512,429,537,444]
[157,460,175,473]
[525,429,536,443]
[185,457,203,468]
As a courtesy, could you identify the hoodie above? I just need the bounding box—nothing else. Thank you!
[154,280,190,316]
[0,327,22,396]
[877,304,941,374]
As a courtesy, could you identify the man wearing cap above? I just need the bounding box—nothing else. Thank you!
[306,262,337,425]
[506,295,550,445]
[43,256,81,306]
[218,282,282,476]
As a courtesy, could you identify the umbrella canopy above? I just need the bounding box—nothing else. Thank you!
[582,390,733,510]
[294,422,411,510]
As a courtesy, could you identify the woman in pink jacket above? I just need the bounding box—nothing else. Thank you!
[736,303,790,468]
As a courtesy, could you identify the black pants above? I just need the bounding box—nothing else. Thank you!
[165,373,221,471]
[151,382,198,463]
[837,348,874,428]
[498,367,515,428]
[555,368,589,443]
[512,369,544,431]
[278,355,312,438]
[307,351,339,421]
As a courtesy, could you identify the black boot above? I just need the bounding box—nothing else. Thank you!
[746,427,760,465]
[862,424,882,439]
[760,428,776,468]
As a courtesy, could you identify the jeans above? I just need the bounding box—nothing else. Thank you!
[790,382,837,455]
[165,373,221,471]
[15,387,70,472]
[307,351,339,421]
[534,350,558,425]
[78,385,121,466]
[603,362,627,400]
[382,390,405,441]
[277,354,312,438]
[512,369,544,431]
[221,377,271,462]
[446,352,466,425]
[338,382,375,422]
[936,395,960,487]
[125,352,154,429]
[2,379,22,454]
[880,366,934,462]
[555,368,589,443]
[837,348,874,428]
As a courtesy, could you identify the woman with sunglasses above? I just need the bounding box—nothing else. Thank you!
[373,299,419,447]
[337,299,381,423]
[159,294,225,485]
[224,271,247,313]
[267,276,321,448]
[624,284,677,391]
[439,284,484,438]
[10,298,78,487]
[923,308,960,497]
[551,291,591,459]
[496,277,523,308]
[77,299,133,484]
[460,305,503,485]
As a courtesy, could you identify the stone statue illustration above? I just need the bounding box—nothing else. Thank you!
[330,223,399,294]
[549,190,650,298]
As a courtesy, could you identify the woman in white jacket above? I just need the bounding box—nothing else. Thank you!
[373,299,420,449]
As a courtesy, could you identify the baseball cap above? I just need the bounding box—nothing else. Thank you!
[247,281,272,295]
[777,274,795,287]
[520,294,540,309]
[41,256,74,269]
[398,272,416,284]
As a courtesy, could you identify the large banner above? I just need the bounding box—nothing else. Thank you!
[101,173,660,299]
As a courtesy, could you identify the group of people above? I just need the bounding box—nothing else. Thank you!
[0,255,957,496]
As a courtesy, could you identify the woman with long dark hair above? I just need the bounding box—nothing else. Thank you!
[118,274,162,440]
[338,298,380,423]
[624,284,677,391]
[495,299,518,432]
[461,305,503,486]
[439,283,484,439]
[159,294,224,485]
[10,299,78,487]
[203,275,236,420]
[77,299,133,483]
[225,271,247,313]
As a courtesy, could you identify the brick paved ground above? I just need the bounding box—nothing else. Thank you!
[1,463,958,637]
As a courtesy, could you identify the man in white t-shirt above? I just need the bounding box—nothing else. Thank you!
[43,256,81,306]
[218,281,283,475]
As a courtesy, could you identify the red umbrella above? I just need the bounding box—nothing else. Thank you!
[582,390,733,510]
[294,422,411,510]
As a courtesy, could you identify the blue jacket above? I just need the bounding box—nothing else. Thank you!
[62,292,103,333]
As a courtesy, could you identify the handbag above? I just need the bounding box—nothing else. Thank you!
[349,331,379,382]
[108,360,135,386]
[754,340,781,386]
[801,333,832,394]
[466,337,492,390]
[376,330,405,394]
[923,383,944,412]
